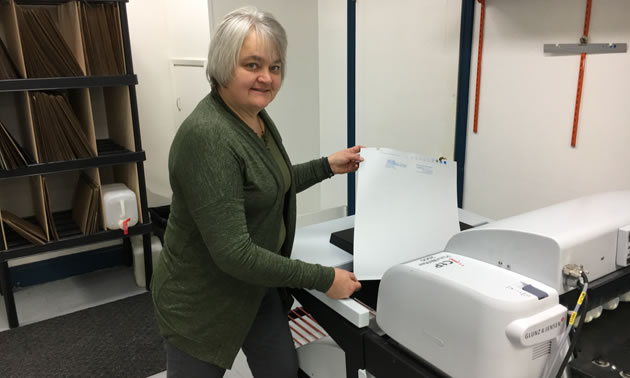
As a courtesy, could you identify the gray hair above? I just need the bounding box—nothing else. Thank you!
[206,6,287,89]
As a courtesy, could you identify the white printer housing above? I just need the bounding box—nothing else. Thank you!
[445,191,630,294]
[376,191,630,378]
[377,252,566,378]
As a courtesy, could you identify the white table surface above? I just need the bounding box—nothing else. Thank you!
[291,216,355,269]
[291,209,493,269]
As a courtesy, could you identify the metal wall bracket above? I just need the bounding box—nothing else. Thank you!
[544,43,627,55]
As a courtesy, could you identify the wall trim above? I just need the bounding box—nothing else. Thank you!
[347,0,356,216]
[297,205,347,228]
[454,0,475,208]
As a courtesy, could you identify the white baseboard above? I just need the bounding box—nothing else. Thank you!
[297,205,347,228]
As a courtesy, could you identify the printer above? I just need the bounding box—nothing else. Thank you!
[378,252,567,378]
[376,191,630,378]
[292,191,630,378]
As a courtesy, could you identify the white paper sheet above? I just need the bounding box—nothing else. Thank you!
[354,147,460,280]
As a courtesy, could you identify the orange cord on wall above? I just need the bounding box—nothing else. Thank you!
[571,0,592,147]
[473,0,485,134]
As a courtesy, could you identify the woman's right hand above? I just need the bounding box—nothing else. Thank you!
[325,268,362,299]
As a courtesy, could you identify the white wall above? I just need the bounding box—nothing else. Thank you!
[356,0,462,159]
[127,1,463,218]
[210,0,324,215]
[317,0,348,212]
[166,1,211,59]
[127,0,178,205]
[129,0,329,216]
[463,0,630,219]
[166,1,211,130]
[318,0,463,214]
[129,1,630,224]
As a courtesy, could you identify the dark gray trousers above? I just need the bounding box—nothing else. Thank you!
[165,288,299,378]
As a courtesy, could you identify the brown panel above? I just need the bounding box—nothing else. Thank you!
[72,169,102,235]
[0,117,31,169]
[1,0,27,78]
[30,175,50,242]
[41,176,58,240]
[0,36,19,79]
[0,207,7,251]
[79,2,126,75]
[15,5,84,77]
[20,92,39,163]
[29,91,96,162]
[1,209,46,245]
[103,86,134,152]
[68,88,98,155]
[108,2,126,73]
[58,0,86,75]
[85,167,103,232]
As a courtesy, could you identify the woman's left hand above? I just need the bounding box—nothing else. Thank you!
[328,145,365,175]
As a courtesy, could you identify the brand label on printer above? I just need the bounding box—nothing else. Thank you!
[415,253,464,269]
[506,305,568,347]
[524,319,564,341]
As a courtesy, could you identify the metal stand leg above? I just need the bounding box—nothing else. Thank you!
[291,289,369,378]
[345,353,363,378]
[122,236,133,266]
[142,232,152,289]
[0,262,19,328]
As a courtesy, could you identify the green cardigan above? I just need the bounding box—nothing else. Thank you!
[151,91,336,369]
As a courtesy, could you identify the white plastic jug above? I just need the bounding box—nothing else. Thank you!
[101,183,138,234]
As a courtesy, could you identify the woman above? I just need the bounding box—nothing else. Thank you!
[152,6,363,378]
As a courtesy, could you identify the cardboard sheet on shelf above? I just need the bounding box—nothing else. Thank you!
[1,210,46,246]
[0,209,7,250]
[29,91,95,163]
[58,0,87,74]
[80,2,125,76]
[1,0,28,78]
[103,86,134,151]
[16,6,84,78]
[69,88,98,154]
[353,147,460,280]
[0,119,32,170]
[0,37,19,79]
[72,172,100,235]
[41,176,58,241]
[16,92,40,163]
[31,175,50,242]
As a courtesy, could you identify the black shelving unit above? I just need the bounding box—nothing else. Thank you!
[0,74,137,92]
[0,139,145,179]
[0,140,146,179]
[0,0,153,328]
[1,211,153,261]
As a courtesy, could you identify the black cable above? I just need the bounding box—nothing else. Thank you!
[570,278,587,359]
[554,272,589,378]
[572,322,581,359]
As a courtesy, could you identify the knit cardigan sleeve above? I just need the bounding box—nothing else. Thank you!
[293,157,334,194]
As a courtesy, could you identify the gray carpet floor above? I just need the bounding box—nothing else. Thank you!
[0,292,165,377]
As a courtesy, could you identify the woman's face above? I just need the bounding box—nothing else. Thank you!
[221,30,282,115]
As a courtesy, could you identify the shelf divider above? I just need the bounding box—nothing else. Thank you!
[0,74,137,92]
[0,139,145,180]
[1,216,152,262]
